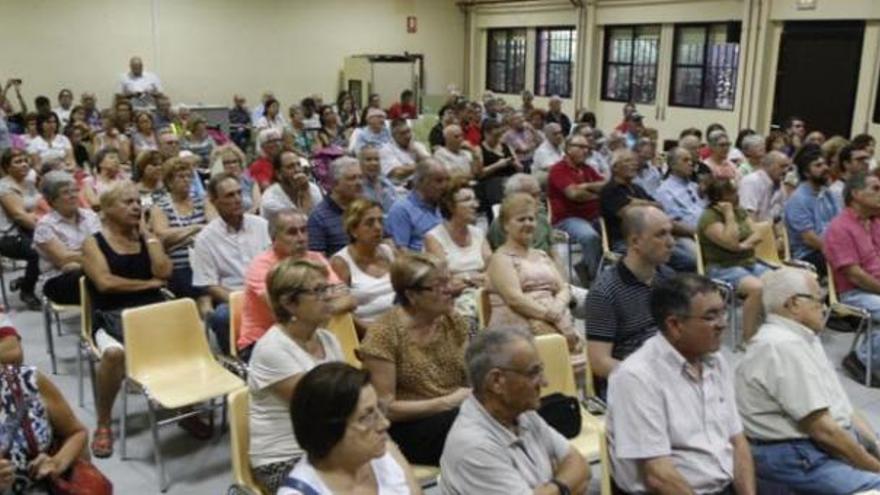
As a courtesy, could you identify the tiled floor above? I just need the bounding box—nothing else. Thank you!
[11,267,880,494]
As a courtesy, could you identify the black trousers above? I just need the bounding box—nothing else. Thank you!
[389,408,459,466]
[0,228,38,294]
[44,271,83,305]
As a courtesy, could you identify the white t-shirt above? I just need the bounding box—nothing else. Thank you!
[248,326,344,468]
[278,451,409,495]
[260,182,323,220]
[433,147,473,177]
[26,135,71,163]
[379,140,429,176]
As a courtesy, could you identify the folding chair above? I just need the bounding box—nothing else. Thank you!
[536,334,611,495]
[326,312,361,368]
[76,277,99,408]
[827,263,874,387]
[41,294,79,375]
[218,291,248,378]
[228,387,267,495]
[475,288,491,331]
[121,298,245,492]
[693,233,739,346]
[753,221,814,271]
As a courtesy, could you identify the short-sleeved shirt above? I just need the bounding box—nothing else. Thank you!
[439,394,571,495]
[599,180,654,245]
[280,451,409,495]
[735,314,853,440]
[0,176,40,234]
[585,261,672,361]
[191,214,271,290]
[531,140,563,176]
[385,191,442,251]
[697,206,755,268]
[353,127,392,154]
[238,249,340,350]
[434,147,474,177]
[633,162,663,198]
[33,208,101,282]
[654,175,705,230]
[738,169,784,223]
[306,196,348,257]
[608,334,741,494]
[248,156,274,189]
[784,182,841,260]
[260,182,323,220]
[359,306,468,401]
[248,326,344,467]
[547,157,603,225]
[362,176,399,212]
[379,140,430,177]
[26,135,71,164]
[825,207,880,294]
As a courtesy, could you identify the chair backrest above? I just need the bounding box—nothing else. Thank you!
[781,221,792,261]
[228,291,245,359]
[122,299,217,383]
[693,233,706,276]
[826,262,840,305]
[535,334,577,397]
[476,288,491,331]
[79,276,96,351]
[228,387,265,494]
[326,313,360,368]
[752,221,782,266]
[599,217,611,255]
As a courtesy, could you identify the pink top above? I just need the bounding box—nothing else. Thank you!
[825,207,880,294]
[237,249,340,350]
[705,156,741,183]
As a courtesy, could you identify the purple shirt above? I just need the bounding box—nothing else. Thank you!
[824,207,880,294]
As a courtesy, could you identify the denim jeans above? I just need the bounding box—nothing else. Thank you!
[208,303,231,354]
[840,289,880,368]
[707,262,771,288]
[555,217,601,280]
[751,438,880,494]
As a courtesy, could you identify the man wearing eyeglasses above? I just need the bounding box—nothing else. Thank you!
[439,327,590,495]
[607,273,754,495]
[735,267,880,493]
[829,144,872,208]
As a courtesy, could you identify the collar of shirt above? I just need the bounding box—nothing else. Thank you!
[764,314,818,343]
[654,333,718,382]
[463,394,533,448]
[219,215,247,234]
[616,259,666,287]
[796,181,828,198]
[408,190,436,211]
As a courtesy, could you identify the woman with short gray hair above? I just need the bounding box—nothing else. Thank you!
[33,170,101,305]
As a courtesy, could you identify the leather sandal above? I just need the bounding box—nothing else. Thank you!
[91,426,114,458]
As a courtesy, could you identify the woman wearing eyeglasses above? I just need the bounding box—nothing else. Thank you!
[359,252,470,467]
[279,362,422,495]
[247,259,345,493]
[705,130,742,183]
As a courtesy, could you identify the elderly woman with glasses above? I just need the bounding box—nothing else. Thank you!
[706,130,742,183]
[278,362,422,495]
[248,259,346,493]
[210,144,261,214]
[359,252,470,466]
[33,171,101,305]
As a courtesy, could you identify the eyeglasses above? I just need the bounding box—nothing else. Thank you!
[497,363,545,381]
[295,284,333,298]
[412,278,451,292]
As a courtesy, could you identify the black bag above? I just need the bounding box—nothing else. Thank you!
[537,392,581,439]
[93,309,125,343]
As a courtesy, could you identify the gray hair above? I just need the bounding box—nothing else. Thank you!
[503,173,539,196]
[357,144,380,160]
[741,133,765,153]
[611,148,637,168]
[41,170,75,202]
[329,156,360,184]
[666,147,687,170]
[413,158,443,186]
[466,327,534,397]
[442,124,462,140]
[760,267,815,314]
[843,172,871,207]
[707,129,729,146]
[267,208,307,240]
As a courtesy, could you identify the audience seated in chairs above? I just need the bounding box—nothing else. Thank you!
[654,146,706,235]
[487,173,552,254]
[278,362,423,495]
[330,199,396,335]
[486,193,584,364]
[502,111,542,172]
[586,205,674,387]
[150,158,214,300]
[359,145,398,212]
[352,108,392,155]
[359,252,470,466]
[307,156,363,257]
[134,149,165,212]
[260,150,323,220]
[440,327,590,494]
[247,259,346,493]
[425,176,491,333]
[192,173,271,355]
[829,143,871,207]
[530,122,564,188]
[736,267,880,494]
[211,144,261,214]
[433,124,480,179]
[698,179,768,342]
[608,273,756,495]
[378,118,428,186]
[476,120,522,219]
[33,171,100,305]
[248,128,284,190]
[737,150,790,223]
[80,147,125,211]
[239,209,354,360]
[81,182,172,458]
[385,158,448,252]
[704,130,742,184]
[0,148,42,309]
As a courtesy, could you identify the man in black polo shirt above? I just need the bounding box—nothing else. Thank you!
[586,204,675,391]
[600,149,697,272]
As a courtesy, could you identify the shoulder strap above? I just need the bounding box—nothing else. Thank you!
[280,477,322,495]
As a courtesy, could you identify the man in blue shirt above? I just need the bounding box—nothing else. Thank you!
[385,158,449,251]
[307,156,363,257]
[784,143,840,276]
[655,147,706,231]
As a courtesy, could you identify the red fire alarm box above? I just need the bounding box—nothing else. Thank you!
[407,16,417,33]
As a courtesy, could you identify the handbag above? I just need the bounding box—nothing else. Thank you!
[3,366,113,495]
[537,392,582,439]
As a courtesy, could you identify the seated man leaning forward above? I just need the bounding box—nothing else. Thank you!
[608,273,755,495]
[736,267,880,494]
[440,327,590,495]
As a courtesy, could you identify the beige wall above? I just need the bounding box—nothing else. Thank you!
[0,0,465,110]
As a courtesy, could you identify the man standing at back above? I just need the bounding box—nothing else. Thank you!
[119,56,162,108]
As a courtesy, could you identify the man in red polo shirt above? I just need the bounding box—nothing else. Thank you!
[387,89,418,120]
[548,134,608,284]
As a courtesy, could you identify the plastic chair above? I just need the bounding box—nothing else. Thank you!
[826,262,874,387]
[535,334,611,495]
[76,277,99,408]
[327,313,361,368]
[693,232,738,346]
[121,298,246,492]
[475,288,491,331]
[228,291,244,360]
[41,295,79,375]
[228,387,267,495]
[753,221,815,272]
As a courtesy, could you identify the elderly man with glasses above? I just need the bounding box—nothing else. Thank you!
[439,327,590,495]
[736,267,880,494]
[607,273,755,495]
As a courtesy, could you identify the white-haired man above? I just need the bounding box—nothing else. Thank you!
[434,124,480,178]
[736,267,880,494]
[738,150,790,222]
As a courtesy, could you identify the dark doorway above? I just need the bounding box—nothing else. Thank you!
[772,21,864,137]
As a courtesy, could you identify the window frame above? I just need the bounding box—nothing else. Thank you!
[669,22,741,110]
[600,24,661,104]
[485,28,527,95]
[534,25,577,98]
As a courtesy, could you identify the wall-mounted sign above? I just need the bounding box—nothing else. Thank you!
[407,16,417,33]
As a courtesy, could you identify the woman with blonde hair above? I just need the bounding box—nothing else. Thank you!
[247,258,345,493]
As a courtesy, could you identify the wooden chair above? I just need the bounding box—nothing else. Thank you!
[228,387,267,495]
[826,263,875,386]
[753,221,815,271]
[121,298,245,492]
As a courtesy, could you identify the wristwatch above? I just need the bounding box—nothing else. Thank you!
[550,478,571,495]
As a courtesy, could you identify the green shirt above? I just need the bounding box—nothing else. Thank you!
[698,206,755,268]
[487,206,553,254]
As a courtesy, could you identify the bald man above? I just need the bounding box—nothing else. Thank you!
[739,151,791,222]
[118,56,163,108]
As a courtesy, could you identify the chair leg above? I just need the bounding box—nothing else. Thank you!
[866,319,874,388]
[77,344,84,407]
[42,298,57,375]
[145,397,169,492]
[55,310,63,337]
[121,378,128,460]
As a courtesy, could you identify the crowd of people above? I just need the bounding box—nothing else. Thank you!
[2,54,880,494]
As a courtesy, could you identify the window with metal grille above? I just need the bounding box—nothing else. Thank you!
[486,28,527,94]
[535,27,576,98]
[601,25,660,104]
[670,22,741,110]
